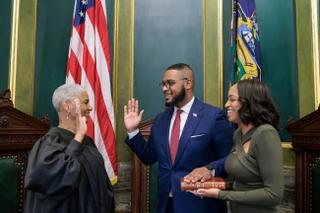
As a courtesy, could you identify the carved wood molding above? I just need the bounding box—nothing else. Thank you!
[0,89,13,107]
[287,108,320,213]
[0,115,10,128]
[0,93,50,212]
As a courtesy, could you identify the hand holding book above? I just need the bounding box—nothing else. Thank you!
[182,177,225,199]
[180,177,226,191]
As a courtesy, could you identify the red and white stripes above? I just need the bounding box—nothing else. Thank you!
[66,0,117,183]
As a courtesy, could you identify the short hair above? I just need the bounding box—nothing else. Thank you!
[166,63,193,72]
[237,79,280,130]
[52,84,86,112]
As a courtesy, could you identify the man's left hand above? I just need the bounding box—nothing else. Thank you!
[184,166,212,183]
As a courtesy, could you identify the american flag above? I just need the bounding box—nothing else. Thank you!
[66,0,118,184]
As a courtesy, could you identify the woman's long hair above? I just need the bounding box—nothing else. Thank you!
[237,79,280,130]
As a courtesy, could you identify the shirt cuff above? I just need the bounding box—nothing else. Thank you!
[204,164,215,176]
[211,169,215,177]
[128,129,139,139]
[205,164,214,170]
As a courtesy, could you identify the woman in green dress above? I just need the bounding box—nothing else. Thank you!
[190,79,283,213]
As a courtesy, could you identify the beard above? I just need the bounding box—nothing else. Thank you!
[165,87,186,107]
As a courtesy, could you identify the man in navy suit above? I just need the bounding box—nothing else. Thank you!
[124,63,233,213]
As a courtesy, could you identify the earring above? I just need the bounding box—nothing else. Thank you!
[66,111,71,120]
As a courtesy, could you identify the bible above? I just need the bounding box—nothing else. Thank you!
[180,177,226,191]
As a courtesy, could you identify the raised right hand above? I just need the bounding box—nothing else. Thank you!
[124,98,144,132]
[74,98,87,143]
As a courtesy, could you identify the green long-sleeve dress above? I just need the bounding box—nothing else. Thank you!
[218,124,283,213]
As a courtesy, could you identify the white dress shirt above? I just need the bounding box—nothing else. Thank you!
[168,96,194,143]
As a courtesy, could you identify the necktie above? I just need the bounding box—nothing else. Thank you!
[170,109,183,163]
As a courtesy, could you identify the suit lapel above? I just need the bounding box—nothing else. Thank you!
[173,98,203,166]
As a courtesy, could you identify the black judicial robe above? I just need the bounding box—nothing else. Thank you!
[24,127,114,213]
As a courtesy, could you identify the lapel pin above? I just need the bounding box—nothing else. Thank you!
[193,113,197,117]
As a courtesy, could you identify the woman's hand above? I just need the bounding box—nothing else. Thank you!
[188,188,221,199]
[74,98,87,143]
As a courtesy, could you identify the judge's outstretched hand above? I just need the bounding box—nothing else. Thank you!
[124,98,144,133]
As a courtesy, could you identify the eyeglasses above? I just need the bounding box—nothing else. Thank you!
[158,78,189,88]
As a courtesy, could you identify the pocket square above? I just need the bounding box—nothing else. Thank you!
[190,134,205,138]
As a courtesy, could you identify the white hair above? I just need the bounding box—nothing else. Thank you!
[52,84,86,112]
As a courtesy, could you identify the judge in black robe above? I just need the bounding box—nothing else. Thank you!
[24,84,114,213]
